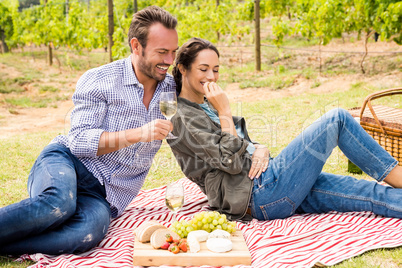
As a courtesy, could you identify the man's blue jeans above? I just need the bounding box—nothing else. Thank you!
[0,143,111,255]
[251,108,400,220]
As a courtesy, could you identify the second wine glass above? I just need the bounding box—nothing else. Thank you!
[165,182,184,222]
[159,92,177,139]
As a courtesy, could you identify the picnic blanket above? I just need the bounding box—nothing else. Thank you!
[18,178,402,268]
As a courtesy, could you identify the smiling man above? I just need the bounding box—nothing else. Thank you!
[0,6,178,255]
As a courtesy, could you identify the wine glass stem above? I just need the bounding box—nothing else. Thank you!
[172,212,177,222]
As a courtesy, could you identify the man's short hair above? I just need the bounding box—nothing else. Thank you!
[128,6,178,52]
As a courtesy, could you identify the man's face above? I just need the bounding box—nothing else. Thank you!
[136,23,179,82]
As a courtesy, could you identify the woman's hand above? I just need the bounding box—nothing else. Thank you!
[204,82,237,137]
[249,144,270,180]
[203,82,231,115]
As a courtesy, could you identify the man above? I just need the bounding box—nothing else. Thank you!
[0,6,178,255]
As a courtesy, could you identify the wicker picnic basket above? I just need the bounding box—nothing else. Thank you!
[349,88,402,166]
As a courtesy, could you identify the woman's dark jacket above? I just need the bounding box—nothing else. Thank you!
[167,97,255,221]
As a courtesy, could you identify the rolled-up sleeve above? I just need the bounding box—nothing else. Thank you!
[67,70,106,158]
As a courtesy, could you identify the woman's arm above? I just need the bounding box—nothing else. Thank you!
[203,82,269,179]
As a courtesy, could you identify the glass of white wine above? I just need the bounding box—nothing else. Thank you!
[159,91,178,139]
[165,182,184,222]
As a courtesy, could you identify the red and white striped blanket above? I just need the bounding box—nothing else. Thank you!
[19,178,402,268]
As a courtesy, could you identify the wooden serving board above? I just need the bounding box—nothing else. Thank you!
[133,230,252,266]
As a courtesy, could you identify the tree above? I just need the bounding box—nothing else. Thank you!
[255,0,261,71]
[0,1,18,53]
[64,1,91,52]
[111,0,135,60]
[162,0,248,45]
[379,1,402,45]
[35,0,66,65]
[107,0,114,62]
[266,0,401,74]
[343,0,402,73]
[293,0,345,73]
[238,0,297,69]
[11,6,37,51]
[18,0,40,10]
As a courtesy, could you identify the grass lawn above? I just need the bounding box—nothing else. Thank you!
[1,84,402,267]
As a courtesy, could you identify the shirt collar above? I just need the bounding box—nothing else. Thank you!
[123,55,139,87]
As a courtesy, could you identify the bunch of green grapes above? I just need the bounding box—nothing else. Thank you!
[170,211,237,238]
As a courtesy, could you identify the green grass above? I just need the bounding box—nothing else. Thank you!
[0,53,44,81]
[0,77,31,94]
[39,85,59,93]
[0,131,59,206]
[0,256,34,268]
[239,72,296,90]
[4,96,54,108]
[0,132,57,268]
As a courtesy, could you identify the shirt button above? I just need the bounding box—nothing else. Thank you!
[227,159,232,164]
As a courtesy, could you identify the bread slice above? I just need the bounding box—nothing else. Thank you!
[133,220,162,238]
[150,229,181,249]
[138,224,167,243]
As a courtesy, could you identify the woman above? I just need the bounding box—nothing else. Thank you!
[168,37,402,222]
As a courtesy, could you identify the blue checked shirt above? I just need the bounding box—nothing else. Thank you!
[53,56,176,217]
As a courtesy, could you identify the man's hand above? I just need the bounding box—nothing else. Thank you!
[248,145,270,180]
[139,119,173,142]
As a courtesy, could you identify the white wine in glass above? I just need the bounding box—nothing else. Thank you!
[165,183,184,222]
[159,92,178,139]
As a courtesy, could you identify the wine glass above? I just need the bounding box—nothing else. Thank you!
[159,92,178,139]
[165,182,184,222]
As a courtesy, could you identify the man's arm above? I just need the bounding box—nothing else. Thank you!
[67,70,172,158]
[97,119,172,156]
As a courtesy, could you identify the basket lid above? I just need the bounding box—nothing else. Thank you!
[349,105,402,130]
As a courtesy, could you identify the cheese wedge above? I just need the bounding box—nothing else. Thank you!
[187,230,209,242]
[208,229,231,240]
[187,234,201,253]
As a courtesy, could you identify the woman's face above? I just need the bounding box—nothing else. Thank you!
[182,49,219,96]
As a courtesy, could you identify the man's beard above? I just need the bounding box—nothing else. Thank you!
[137,50,166,82]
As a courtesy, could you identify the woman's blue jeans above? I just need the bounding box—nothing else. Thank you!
[0,143,111,255]
[251,108,400,220]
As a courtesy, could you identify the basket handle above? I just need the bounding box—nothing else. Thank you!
[359,87,402,135]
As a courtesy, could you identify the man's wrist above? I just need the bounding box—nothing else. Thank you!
[125,128,143,144]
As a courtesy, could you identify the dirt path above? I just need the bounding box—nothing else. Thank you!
[0,100,73,139]
[0,60,79,139]
[225,71,402,102]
